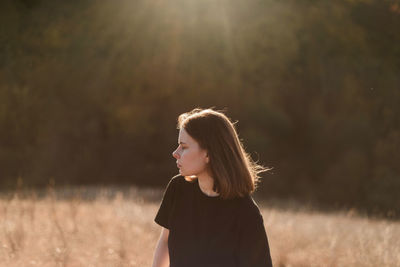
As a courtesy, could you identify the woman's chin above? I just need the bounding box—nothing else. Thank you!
[179,169,192,177]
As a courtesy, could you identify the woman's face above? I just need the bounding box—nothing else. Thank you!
[172,128,209,176]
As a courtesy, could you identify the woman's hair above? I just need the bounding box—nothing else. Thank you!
[177,107,272,200]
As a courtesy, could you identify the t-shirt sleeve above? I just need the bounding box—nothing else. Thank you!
[154,177,177,229]
[237,204,273,267]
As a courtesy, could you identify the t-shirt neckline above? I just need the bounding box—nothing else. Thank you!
[195,178,220,199]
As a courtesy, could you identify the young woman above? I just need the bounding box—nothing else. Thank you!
[152,108,273,267]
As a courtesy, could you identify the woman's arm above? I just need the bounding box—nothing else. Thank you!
[237,209,273,267]
[152,227,170,267]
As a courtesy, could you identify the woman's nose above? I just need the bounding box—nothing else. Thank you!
[172,150,179,159]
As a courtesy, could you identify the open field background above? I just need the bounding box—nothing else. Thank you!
[0,186,399,267]
[2,0,400,217]
[2,1,399,265]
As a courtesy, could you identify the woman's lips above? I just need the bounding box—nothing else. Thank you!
[177,163,181,168]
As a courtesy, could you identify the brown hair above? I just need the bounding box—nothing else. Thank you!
[177,107,272,200]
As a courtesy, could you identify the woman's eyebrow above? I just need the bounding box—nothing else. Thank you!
[178,141,187,144]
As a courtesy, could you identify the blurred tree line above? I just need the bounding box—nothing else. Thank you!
[0,0,399,216]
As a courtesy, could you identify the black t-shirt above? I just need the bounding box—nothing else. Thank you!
[154,174,273,267]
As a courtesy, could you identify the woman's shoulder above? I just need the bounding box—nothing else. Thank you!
[166,174,195,190]
[169,174,189,183]
[237,195,263,217]
[169,174,197,184]
[169,174,182,183]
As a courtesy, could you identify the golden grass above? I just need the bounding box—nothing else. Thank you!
[0,186,399,267]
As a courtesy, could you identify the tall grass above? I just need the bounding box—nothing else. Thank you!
[0,185,399,266]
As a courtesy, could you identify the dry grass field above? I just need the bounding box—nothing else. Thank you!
[0,185,399,267]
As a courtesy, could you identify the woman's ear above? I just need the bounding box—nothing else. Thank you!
[205,152,209,163]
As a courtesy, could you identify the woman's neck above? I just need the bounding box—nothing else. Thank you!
[196,173,219,196]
